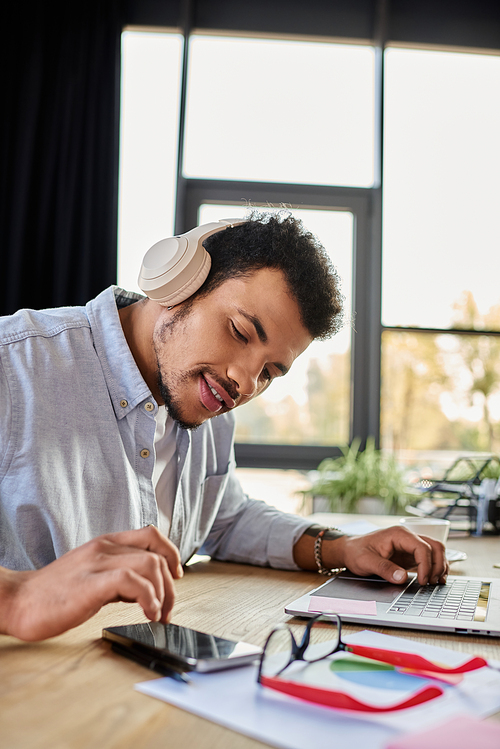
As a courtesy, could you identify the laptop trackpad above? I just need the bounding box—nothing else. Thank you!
[313,576,404,604]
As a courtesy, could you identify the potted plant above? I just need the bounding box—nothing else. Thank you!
[304,437,411,515]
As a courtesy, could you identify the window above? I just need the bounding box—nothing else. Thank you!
[382,47,500,472]
[118,24,500,480]
[184,35,375,187]
[118,30,183,294]
[382,48,500,331]
[382,330,500,455]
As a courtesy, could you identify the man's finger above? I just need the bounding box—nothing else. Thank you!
[98,568,165,622]
[94,548,176,614]
[392,529,434,585]
[355,549,409,584]
[418,535,449,584]
[103,526,183,579]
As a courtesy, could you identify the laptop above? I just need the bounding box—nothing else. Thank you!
[285,570,500,637]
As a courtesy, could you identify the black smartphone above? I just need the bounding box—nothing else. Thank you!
[102,622,262,672]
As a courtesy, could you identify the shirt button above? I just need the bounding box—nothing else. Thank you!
[145,402,154,412]
[120,399,128,408]
[140,449,150,459]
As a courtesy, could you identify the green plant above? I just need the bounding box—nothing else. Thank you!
[479,457,500,480]
[305,437,411,514]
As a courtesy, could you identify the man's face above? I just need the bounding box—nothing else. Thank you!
[152,267,312,429]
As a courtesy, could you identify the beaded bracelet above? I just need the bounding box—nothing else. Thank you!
[313,528,347,576]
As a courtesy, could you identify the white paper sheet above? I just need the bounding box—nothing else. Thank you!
[135,630,500,749]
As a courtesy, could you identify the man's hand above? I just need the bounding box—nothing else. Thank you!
[339,527,449,585]
[0,526,183,642]
[294,525,449,585]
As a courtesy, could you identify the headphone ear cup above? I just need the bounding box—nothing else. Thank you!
[138,219,246,306]
[157,248,211,307]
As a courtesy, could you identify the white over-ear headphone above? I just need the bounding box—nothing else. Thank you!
[138,218,246,307]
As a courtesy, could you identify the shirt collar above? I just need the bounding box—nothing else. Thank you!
[85,286,153,419]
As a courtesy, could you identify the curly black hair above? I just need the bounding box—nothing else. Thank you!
[197,210,345,341]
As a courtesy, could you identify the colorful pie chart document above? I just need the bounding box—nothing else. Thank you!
[135,630,500,749]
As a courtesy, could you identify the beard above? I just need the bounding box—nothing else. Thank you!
[153,306,238,430]
[156,364,202,431]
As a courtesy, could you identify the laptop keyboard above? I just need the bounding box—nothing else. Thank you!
[388,579,484,620]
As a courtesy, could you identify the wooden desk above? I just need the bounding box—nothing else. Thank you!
[1,526,499,748]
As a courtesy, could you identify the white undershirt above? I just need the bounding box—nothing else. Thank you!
[152,405,178,536]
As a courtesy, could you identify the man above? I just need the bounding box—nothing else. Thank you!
[0,212,448,640]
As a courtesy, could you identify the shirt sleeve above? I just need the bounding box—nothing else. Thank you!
[0,354,12,484]
[0,350,36,571]
[198,462,313,570]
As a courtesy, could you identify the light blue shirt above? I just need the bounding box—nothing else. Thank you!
[0,287,311,571]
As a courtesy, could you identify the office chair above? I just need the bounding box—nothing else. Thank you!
[406,455,500,535]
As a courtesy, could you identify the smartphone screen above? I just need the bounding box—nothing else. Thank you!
[102,622,262,672]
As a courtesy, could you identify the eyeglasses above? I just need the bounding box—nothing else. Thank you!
[257,615,489,713]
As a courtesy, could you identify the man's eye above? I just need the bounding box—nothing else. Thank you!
[231,321,247,343]
[262,367,272,382]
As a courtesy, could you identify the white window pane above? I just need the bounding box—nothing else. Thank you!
[381,329,500,456]
[185,36,375,188]
[118,31,183,293]
[382,48,500,330]
[199,204,353,445]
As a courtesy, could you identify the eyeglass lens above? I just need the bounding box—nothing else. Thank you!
[260,628,295,678]
[302,616,341,663]
[260,617,341,678]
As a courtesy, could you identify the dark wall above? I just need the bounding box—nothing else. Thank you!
[128,0,500,48]
[389,0,500,49]
[126,0,376,39]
